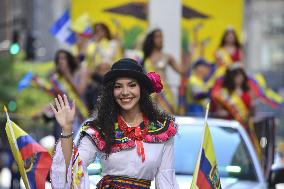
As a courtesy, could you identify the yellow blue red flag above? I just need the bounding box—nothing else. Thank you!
[4,106,52,189]
[190,104,221,189]
[248,74,283,108]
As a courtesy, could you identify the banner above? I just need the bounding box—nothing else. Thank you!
[182,0,244,62]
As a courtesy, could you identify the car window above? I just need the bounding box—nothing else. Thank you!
[174,124,258,181]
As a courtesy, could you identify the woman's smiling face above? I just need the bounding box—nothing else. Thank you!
[113,78,141,112]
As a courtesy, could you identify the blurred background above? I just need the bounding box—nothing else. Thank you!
[0,0,284,188]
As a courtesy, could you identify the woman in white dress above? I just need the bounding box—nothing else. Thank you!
[50,58,179,189]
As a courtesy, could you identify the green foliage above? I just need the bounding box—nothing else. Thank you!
[0,52,17,106]
[14,61,54,117]
[122,26,144,49]
[0,52,54,136]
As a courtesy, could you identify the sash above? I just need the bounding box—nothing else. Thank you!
[216,48,233,66]
[212,86,261,157]
[50,74,89,118]
[97,175,151,189]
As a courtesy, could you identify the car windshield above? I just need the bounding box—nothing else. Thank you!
[174,124,258,181]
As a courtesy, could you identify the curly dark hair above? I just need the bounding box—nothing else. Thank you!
[222,67,249,94]
[220,29,241,48]
[54,49,79,75]
[90,80,168,155]
[142,29,161,65]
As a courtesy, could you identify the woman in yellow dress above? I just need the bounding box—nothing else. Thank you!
[142,29,191,114]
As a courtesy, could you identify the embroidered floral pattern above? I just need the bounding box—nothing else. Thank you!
[72,146,84,188]
[145,118,178,143]
[81,116,177,153]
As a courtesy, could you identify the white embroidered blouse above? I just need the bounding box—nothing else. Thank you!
[51,118,179,189]
[51,137,179,189]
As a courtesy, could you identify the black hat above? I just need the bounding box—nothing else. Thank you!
[103,58,155,93]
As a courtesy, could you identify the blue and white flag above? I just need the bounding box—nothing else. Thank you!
[49,10,76,45]
[18,72,33,91]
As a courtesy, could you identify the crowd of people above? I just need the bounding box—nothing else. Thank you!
[47,21,282,188]
[41,23,264,138]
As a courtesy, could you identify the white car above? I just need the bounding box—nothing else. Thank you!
[88,116,282,189]
[174,116,266,189]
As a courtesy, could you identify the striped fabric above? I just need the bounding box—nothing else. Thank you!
[97,175,151,189]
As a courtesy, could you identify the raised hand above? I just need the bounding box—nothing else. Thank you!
[50,94,75,133]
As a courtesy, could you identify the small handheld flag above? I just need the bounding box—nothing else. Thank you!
[17,72,33,91]
[4,106,52,189]
[248,74,283,108]
[4,106,31,189]
[49,10,76,45]
[50,10,93,45]
[190,103,222,189]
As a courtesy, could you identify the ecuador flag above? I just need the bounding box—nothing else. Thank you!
[248,74,283,108]
[4,106,52,189]
[191,105,221,189]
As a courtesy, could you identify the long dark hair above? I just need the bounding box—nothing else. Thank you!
[54,49,79,75]
[94,23,112,40]
[142,29,161,65]
[90,79,168,155]
[219,29,241,48]
[222,67,249,94]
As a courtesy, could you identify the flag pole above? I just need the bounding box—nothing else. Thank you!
[200,102,210,154]
[200,103,210,145]
[4,106,31,189]
[4,106,20,150]
[204,103,210,123]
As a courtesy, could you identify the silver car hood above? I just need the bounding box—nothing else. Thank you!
[176,175,267,189]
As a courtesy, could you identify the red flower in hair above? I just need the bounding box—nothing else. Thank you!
[147,72,163,93]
